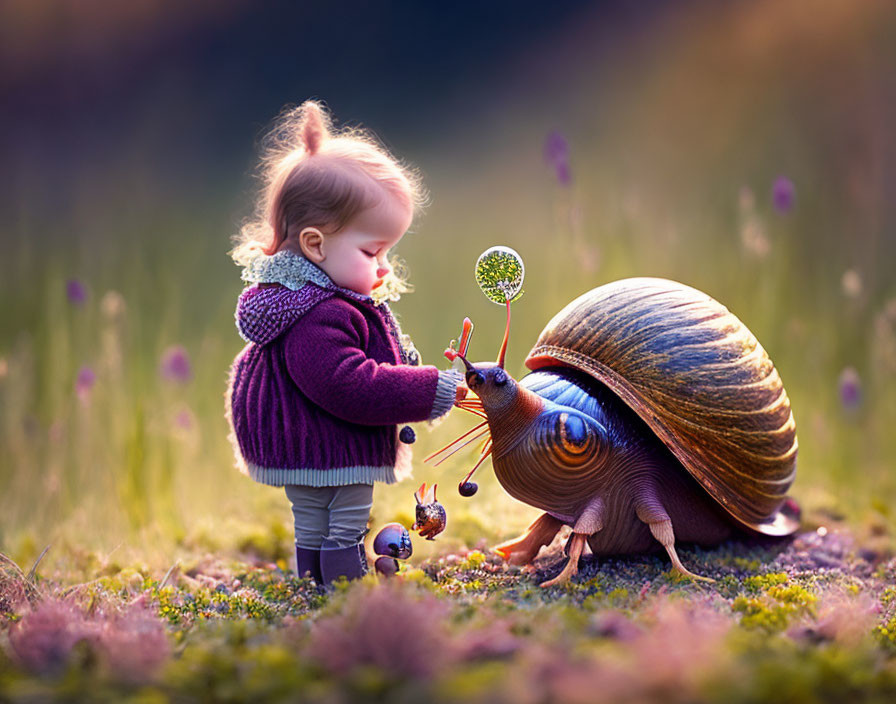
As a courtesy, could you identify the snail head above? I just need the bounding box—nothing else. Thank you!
[450,297,516,408]
[455,354,518,410]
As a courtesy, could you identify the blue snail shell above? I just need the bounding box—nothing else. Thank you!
[373,522,413,559]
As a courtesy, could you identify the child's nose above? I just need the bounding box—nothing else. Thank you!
[376,265,390,278]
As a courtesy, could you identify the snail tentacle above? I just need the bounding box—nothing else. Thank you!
[424,420,489,463]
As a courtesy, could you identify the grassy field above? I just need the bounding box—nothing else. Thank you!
[3,522,896,702]
[2,0,896,700]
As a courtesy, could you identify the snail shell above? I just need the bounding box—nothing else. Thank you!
[373,523,413,559]
[525,277,797,535]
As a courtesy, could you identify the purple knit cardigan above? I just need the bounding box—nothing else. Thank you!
[226,254,460,487]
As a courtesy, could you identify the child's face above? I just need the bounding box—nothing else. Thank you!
[320,194,412,296]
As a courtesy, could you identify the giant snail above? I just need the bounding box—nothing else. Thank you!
[428,247,799,587]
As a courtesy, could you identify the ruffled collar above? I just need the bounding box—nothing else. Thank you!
[239,249,404,305]
[241,248,401,304]
[240,249,339,291]
[236,248,418,361]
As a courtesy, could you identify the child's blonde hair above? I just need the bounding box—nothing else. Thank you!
[232,100,427,298]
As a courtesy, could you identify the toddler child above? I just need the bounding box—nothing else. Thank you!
[225,100,463,585]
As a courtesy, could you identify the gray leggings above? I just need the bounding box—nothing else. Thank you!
[284,483,374,549]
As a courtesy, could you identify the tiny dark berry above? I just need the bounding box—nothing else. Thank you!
[399,425,416,443]
[459,482,478,497]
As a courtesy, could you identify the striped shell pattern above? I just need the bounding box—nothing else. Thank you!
[525,278,798,534]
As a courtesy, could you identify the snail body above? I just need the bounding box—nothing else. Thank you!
[449,277,798,587]
[500,369,734,550]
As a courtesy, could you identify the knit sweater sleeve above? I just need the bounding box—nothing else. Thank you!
[283,299,455,425]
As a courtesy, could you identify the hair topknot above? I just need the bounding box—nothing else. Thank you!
[261,99,333,163]
[231,99,427,267]
[298,100,327,155]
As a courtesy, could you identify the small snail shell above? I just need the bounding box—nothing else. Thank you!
[372,522,413,560]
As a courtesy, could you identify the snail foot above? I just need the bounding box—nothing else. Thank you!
[492,540,541,566]
[672,564,715,583]
[538,532,587,588]
[538,562,577,588]
[665,547,715,583]
[648,519,715,583]
[492,547,535,566]
[493,513,564,566]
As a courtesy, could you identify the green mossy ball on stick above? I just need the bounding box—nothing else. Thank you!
[475,246,525,305]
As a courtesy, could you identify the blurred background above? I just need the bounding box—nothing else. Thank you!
[1,0,894,571]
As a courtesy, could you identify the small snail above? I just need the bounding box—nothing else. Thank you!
[431,249,798,587]
[412,483,447,540]
[371,522,413,578]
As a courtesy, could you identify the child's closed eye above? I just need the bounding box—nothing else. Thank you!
[362,250,377,258]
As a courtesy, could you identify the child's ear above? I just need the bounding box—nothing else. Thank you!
[298,227,326,263]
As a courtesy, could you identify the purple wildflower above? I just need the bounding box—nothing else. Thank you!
[456,619,521,661]
[838,367,862,412]
[66,279,87,306]
[588,610,641,641]
[95,604,171,681]
[75,366,96,401]
[544,130,572,187]
[8,599,96,674]
[9,599,169,681]
[772,176,796,213]
[306,582,452,678]
[159,345,192,384]
[174,407,194,430]
[555,161,573,187]
[544,130,569,167]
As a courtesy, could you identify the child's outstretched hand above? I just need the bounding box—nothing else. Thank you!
[455,384,468,403]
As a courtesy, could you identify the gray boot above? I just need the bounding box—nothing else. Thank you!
[320,539,368,585]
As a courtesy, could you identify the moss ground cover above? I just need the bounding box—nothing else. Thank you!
[2,525,896,703]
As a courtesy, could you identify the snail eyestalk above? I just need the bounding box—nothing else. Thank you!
[459,317,474,357]
[497,298,511,369]
[444,317,474,363]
